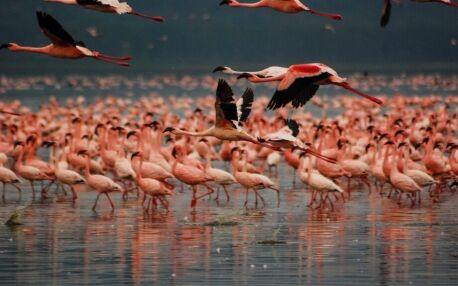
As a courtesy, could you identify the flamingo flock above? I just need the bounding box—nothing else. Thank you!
[0,76,455,213]
[0,1,456,214]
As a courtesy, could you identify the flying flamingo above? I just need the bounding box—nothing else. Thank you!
[213,65,288,79]
[411,0,458,8]
[257,119,337,164]
[219,0,343,21]
[237,63,383,110]
[45,0,165,22]
[0,12,131,67]
[78,150,124,211]
[163,79,277,149]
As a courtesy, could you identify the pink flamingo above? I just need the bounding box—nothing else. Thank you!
[45,0,165,22]
[237,63,383,110]
[78,150,124,211]
[220,0,343,20]
[1,12,131,67]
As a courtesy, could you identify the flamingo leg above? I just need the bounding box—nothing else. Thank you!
[254,190,266,208]
[308,189,317,207]
[128,11,165,22]
[191,185,197,208]
[244,188,249,207]
[105,192,115,210]
[30,181,36,198]
[2,183,5,200]
[306,8,343,21]
[70,186,77,202]
[269,187,280,207]
[222,185,230,202]
[92,192,102,211]
[92,55,130,67]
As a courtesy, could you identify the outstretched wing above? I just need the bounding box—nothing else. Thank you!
[267,74,328,110]
[237,88,254,125]
[76,0,131,14]
[215,79,238,128]
[380,0,391,27]
[36,11,75,47]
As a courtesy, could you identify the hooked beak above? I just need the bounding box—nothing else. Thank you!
[163,127,174,133]
[0,43,11,50]
[219,0,231,5]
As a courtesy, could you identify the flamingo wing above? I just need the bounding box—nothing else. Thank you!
[267,75,325,110]
[237,88,254,125]
[36,11,76,47]
[381,0,391,27]
[285,119,299,137]
[215,79,238,128]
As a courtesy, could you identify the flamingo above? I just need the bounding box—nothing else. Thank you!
[219,0,343,21]
[0,166,21,200]
[231,148,280,208]
[411,0,458,8]
[45,0,165,22]
[131,152,172,212]
[78,150,124,211]
[164,79,276,149]
[237,63,383,110]
[0,12,131,67]
[171,146,214,208]
[257,119,337,164]
[213,65,287,79]
[298,154,344,210]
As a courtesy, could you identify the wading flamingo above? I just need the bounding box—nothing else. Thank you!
[0,12,131,67]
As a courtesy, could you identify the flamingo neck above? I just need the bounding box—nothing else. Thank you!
[10,45,51,55]
[172,128,212,137]
[231,0,266,8]
[46,0,77,4]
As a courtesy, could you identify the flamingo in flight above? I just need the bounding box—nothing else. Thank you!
[411,0,458,7]
[237,63,383,110]
[163,79,276,149]
[219,0,343,21]
[213,65,288,79]
[0,12,131,67]
[257,119,337,164]
[45,0,165,22]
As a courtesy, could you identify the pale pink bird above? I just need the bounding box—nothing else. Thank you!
[1,12,131,67]
[220,0,343,20]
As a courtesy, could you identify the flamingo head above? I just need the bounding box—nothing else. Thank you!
[126,130,137,139]
[77,149,88,157]
[0,43,12,50]
[131,151,142,160]
[219,0,235,6]
[163,126,175,133]
[13,141,24,148]
[397,142,407,149]
[212,66,230,73]
[42,141,56,148]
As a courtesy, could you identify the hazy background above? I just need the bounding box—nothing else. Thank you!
[0,0,456,74]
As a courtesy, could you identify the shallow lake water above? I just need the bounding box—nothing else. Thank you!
[0,73,457,285]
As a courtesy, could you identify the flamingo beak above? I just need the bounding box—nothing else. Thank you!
[0,43,11,50]
[219,0,231,5]
[163,127,174,133]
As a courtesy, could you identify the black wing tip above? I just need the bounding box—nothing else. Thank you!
[285,119,300,137]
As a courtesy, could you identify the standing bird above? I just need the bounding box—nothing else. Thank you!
[78,150,124,211]
[45,0,165,22]
[0,12,131,67]
[237,63,383,110]
[219,0,343,21]
[0,166,21,200]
